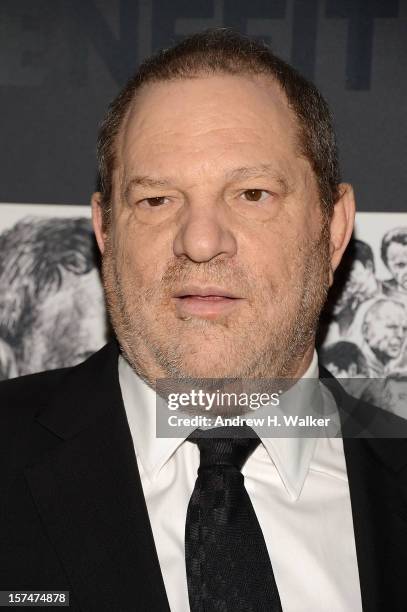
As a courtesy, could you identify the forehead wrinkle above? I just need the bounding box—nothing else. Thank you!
[113,74,310,193]
[119,110,310,186]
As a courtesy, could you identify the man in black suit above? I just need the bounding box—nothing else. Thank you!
[1,29,407,611]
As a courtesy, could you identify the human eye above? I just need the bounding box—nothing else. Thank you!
[137,196,171,209]
[240,189,272,203]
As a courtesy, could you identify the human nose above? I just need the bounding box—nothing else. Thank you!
[173,198,237,263]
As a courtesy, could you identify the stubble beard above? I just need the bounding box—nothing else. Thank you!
[102,221,331,383]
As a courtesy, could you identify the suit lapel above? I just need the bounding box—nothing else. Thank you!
[24,342,170,612]
[320,367,407,611]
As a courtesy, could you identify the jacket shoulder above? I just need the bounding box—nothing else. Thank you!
[0,367,73,434]
[0,342,119,439]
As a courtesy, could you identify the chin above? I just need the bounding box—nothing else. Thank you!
[177,365,237,380]
[172,350,242,380]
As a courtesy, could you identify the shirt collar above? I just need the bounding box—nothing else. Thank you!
[118,351,323,500]
[259,351,320,499]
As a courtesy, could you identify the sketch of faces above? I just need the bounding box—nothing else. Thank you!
[344,260,376,302]
[320,230,407,388]
[386,242,407,291]
[0,216,108,378]
[362,299,407,364]
[383,374,407,416]
[18,268,107,374]
[382,228,407,296]
[319,340,369,378]
[331,239,380,327]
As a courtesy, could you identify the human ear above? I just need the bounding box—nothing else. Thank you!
[91,192,106,255]
[328,183,356,287]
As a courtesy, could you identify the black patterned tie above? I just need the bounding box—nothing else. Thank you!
[185,425,283,612]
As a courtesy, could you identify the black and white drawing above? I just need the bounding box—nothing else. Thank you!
[319,213,407,412]
[0,204,108,380]
[381,227,407,306]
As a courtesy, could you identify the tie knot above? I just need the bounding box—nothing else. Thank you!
[188,425,261,471]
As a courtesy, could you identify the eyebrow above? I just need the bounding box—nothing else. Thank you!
[123,164,292,199]
[123,175,172,202]
[225,164,292,193]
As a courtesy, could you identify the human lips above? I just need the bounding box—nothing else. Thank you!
[172,285,243,318]
[387,340,402,355]
[173,285,241,299]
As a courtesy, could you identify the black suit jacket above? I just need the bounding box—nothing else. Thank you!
[1,340,407,611]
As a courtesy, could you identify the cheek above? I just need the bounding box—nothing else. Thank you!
[380,333,391,345]
[388,262,399,277]
[112,223,157,281]
[113,220,173,299]
[255,233,310,291]
[369,330,380,343]
[242,225,301,278]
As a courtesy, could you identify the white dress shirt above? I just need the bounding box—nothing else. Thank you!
[118,352,363,612]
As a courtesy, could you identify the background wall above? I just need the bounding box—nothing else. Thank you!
[1,1,406,411]
[1,0,406,210]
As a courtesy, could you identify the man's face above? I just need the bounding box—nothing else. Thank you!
[347,260,374,298]
[386,241,407,292]
[363,302,407,362]
[99,75,338,380]
[384,378,407,415]
[333,260,373,316]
